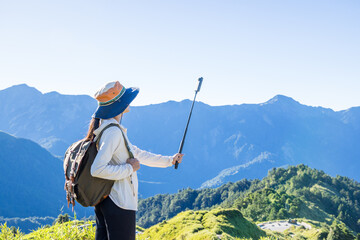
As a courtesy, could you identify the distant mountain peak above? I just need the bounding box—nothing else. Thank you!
[11,83,29,88]
[2,83,42,95]
[263,95,300,105]
[44,91,61,96]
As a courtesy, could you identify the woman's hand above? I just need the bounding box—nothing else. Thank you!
[172,153,184,165]
[127,158,140,172]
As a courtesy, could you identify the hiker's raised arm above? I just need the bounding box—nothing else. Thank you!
[131,145,175,168]
[91,128,133,180]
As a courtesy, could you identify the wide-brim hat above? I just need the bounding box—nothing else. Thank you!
[92,81,139,119]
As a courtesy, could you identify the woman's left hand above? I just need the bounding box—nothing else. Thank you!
[172,153,184,165]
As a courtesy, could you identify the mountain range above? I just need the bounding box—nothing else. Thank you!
[0,84,96,156]
[0,84,360,200]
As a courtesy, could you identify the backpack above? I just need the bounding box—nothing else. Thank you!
[63,123,121,210]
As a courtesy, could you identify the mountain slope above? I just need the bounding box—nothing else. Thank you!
[243,165,360,232]
[0,131,91,221]
[123,96,360,196]
[0,84,97,156]
[138,208,266,240]
[137,165,360,233]
[137,179,253,228]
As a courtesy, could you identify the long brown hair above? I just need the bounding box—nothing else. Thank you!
[84,118,100,141]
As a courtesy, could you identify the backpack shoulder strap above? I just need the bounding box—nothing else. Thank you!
[95,123,121,149]
[95,123,134,158]
[119,128,134,158]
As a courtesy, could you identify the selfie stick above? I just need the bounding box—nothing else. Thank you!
[175,77,203,169]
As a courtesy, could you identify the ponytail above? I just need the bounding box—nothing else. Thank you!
[84,118,100,141]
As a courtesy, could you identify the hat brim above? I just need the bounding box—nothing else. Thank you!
[92,87,139,119]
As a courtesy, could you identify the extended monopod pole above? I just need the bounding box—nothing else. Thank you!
[175,77,203,169]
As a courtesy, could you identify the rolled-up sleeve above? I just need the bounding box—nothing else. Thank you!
[132,145,173,168]
[91,128,133,180]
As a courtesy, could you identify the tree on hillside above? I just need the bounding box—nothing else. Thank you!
[10,226,18,236]
[327,220,355,240]
[233,188,298,221]
[54,214,70,224]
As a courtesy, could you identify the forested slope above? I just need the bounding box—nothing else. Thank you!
[137,165,360,234]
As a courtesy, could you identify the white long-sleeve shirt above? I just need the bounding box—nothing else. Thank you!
[91,118,173,211]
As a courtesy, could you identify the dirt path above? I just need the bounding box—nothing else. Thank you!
[257,220,311,232]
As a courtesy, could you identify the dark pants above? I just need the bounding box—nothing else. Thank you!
[94,197,136,240]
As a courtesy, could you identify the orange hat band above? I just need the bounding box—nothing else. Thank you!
[98,86,126,106]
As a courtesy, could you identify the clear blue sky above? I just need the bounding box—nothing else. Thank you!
[0,0,359,110]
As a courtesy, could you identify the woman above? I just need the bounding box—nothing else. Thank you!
[86,81,184,240]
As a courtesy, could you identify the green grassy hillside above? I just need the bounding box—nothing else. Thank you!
[0,221,95,240]
[1,211,358,239]
[0,217,305,240]
[137,179,253,228]
[138,208,266,240]
[1,165,359,239]
[137,165,360,234]
[242,165,360,232]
